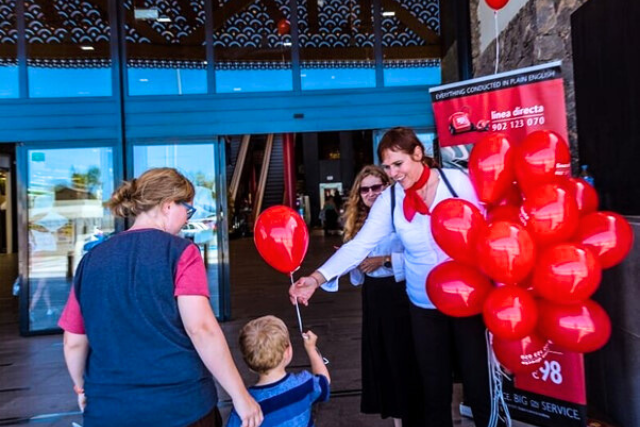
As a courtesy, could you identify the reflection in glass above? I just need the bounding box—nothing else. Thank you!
[297,0,375,90]
[0,0,18,98]
[214,0,292,93]
[133,144,221,314]
[125,0,207,96]
[25,0,112,98]
[27,147,115,332]
[381,0,441,87]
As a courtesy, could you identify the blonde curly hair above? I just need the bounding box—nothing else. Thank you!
[342,165,391,242]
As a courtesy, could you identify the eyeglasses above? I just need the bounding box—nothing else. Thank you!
[359,184,384,195]
[180,202,197,220]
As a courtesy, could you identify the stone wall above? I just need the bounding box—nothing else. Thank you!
[470,0,588,169]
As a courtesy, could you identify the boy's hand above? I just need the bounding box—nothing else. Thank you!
[302,330,318,350]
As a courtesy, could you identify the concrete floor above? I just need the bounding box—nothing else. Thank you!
[0,234,528,426]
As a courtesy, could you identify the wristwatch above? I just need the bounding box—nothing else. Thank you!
[383,256,392,269]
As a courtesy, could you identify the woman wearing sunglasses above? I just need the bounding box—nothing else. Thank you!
[59,168,262,427]
[291,128,498,427]
[328,165,423,427]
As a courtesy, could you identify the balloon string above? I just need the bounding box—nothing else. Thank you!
[290,272,329,365]
[486,330,512,427]
[290,273,304,335]
[494,11,500,75]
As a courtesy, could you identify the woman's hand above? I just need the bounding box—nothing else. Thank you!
[233,392,263,427]
[358,256,385,273]
[289,275,320,306]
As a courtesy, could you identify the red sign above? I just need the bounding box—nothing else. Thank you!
[430,62,568,148]
[515,345,587,405]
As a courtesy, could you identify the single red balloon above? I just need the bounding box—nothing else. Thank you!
[485,0,510,11]
[574,211,634,269]
[426,261,493,317]
[520,183,579,246]
[487,204,522,225]
[469,133,515,205]
[492,334,550,374]
[483,286,538,340]
[277,18,290,35]
[561,177,599,216]
[532,243,601,304]
[254,205,309,274]
[431,198,487,266]
[515,130,571,195]
[537,299,611,353]
[476,221,536,284]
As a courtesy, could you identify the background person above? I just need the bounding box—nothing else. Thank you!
[290,127,498,427]
[324,165,422,427]
[59,167,262,427]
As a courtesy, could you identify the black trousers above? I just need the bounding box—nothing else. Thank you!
[409,306,496,427]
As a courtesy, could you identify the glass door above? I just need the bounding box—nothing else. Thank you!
[132,142,227,318]
[19,145,118,334]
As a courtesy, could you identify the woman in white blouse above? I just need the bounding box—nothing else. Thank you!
[332,165,423,427]
[290,128,497,427]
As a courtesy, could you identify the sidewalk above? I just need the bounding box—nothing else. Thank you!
[0,234,480,426]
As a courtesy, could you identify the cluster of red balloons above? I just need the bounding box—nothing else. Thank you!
[427,130,633,374]
[254,205,309,275]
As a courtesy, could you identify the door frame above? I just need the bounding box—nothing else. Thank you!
[16,139,123,336]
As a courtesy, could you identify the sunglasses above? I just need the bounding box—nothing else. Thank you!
[359,184,384,195]
[180,202,197,220]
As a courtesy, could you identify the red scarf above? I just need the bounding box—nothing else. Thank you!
[403,166,431,222]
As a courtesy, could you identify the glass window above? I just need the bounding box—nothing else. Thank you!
[381,0,441,87]
[214,0,292,93]
[0,0,18,98]
[125,0,207,96]
[26,147,115,332]
[133,144,222,314]
[25,0,112,98]
[297,0,375,90]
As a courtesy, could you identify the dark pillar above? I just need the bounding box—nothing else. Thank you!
[302,133,320,227]
[282,133,296,208]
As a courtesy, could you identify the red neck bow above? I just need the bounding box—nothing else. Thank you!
[403,166,432,222]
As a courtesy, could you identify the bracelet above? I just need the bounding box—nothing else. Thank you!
[309,275,320,288]
[73,385,84,395]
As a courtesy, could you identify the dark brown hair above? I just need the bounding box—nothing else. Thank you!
[106,167,195,218]
[377,127,438,168]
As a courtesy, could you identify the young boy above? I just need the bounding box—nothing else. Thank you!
[226,315,331,427]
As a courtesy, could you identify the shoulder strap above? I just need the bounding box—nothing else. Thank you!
[437,167,459,198]
[390,184,396,231]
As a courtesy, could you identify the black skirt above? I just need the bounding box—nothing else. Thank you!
[360,275,424,424]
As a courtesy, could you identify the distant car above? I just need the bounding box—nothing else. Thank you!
[180,222,214,245]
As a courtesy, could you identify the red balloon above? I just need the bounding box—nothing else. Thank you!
[431,199,487,266]
[561,177,599,216]
[487,204,522,225]
[532,243,601,304]
[574,211,634,269]
[520,183,579,246]
[254,205,309,274]
[426,261,493,317]
[492,334,550,374]
[515,131,571,195]
[277,18,290,35]
[537,299,612,353]
[496,182,523,207]
[483,286,538,340]
[469,133,515,204]
[485,0,510,11]
[476,221,536,284]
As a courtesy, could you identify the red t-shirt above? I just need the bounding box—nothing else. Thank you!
[59,244,209,334]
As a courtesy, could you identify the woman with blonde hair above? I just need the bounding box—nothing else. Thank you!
[326,165,423,427]
[59,167,262,427]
